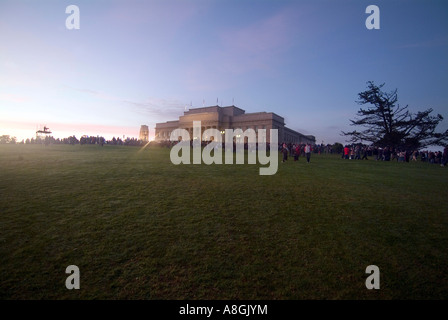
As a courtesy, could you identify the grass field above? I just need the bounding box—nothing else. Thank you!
[0,144,447,299]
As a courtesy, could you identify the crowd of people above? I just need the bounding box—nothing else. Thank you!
[275,142,448,167]
[341,144,448,166]
[280,143,313,163]
[162,139,448,167]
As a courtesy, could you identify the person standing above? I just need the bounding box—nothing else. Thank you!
[442,146,448,167]
[282,143,288,162]
[361,146,368,160]
[343,145,350,159]
[305,143,311,163]
[294,144,300,161]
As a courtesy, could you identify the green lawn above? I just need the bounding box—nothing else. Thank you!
[0,144,447,299]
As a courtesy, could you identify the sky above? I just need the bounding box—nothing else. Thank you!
[1,0,447,145]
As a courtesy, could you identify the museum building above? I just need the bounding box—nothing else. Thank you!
[154,105,315,144]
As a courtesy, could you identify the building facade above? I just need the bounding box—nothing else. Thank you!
[139,125,149,142]
[154,105,315,145]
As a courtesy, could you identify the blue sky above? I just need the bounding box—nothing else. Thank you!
[1,0,447,144]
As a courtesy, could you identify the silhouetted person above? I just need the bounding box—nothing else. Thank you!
[282,143,288,162]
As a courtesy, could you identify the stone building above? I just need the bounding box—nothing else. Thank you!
[154,105,315,144]
[139,125,149,142]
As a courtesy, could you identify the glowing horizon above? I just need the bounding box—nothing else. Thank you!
[0,120,153,142]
